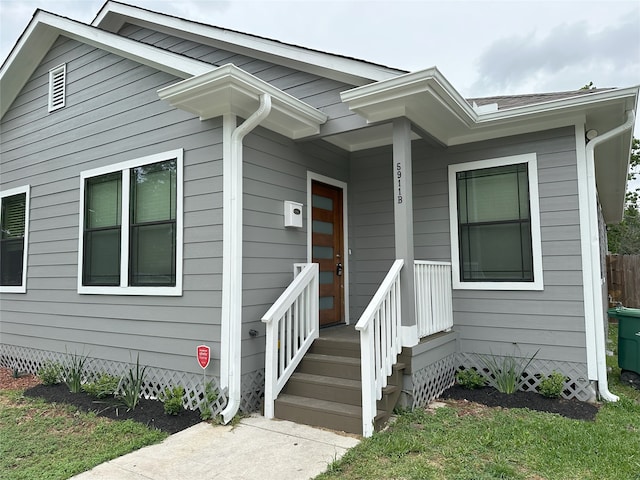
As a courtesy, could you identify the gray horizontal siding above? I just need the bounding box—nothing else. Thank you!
[0,37,224,376]
[410,127,586,364]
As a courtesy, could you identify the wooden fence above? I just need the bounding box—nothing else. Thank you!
[606,254,640,308]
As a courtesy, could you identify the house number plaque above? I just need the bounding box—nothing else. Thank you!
[396,162,403,204]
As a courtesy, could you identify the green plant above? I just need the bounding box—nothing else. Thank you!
[82,374,120,399]
[456,368,485,389]
[160,386,185,415]
[10,362,21,379]
[38,361,62,385]
[199,382,218,420]
[63,350,88,393]
[118,354,147,410]
[479,349,538,394]
[539,372,566,398]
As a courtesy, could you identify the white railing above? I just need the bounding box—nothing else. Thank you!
[414,261,453,338]
[262,263,319,419]
[355,259,404,438]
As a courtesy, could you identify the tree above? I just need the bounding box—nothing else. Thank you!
[607,137,640,254]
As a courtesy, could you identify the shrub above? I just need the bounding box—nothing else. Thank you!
[199,382,218,420]
[62,351,87,393]
[480,350,538,394]
[161,386,185,415]
[118,354,147,411]
[38,362,62,385]
[456,368,485,389]
[82,374,119,399]
[539,372,566,398]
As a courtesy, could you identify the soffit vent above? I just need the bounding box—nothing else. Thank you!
[48,64,66,112]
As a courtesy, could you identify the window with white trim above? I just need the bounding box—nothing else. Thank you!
[1,185,30,293]
[448,153,543,290]
[78,150,183,295]
[48,64,66,112]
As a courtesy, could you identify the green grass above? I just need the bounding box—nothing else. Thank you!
[317,324,640,480]
[0,389,166,480]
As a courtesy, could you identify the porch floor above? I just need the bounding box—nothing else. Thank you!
[320,324,359,342]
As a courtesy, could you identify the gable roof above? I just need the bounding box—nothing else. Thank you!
[92,1,405,87]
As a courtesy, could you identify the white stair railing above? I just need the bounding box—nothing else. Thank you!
[414,261,453,338]
[262,263,319,419]
[355,259,404,437]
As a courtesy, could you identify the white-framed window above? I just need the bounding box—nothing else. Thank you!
[448,153,543,291]
[1,185,30,293]
[77,150,184,296]
[48,64,66,112]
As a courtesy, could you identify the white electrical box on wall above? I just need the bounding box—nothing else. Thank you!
[284,201,303,228]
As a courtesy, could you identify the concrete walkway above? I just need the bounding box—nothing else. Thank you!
[71,414,360,480]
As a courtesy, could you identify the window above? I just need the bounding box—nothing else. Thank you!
[48,64,66,112]
[448,153,543,290]
[78,150,183,295]
[1,185,30,293]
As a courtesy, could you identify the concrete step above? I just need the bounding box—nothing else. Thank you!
[283,372,362,406]
[298,353,361,380]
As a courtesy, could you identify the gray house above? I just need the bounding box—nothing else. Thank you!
[1,1,637,436]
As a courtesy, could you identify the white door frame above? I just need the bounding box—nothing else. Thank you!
[307,171,350,325]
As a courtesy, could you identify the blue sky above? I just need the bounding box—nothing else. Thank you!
[1,0,639,183]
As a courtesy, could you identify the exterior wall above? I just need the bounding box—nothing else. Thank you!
[0,37,224,379]
[347,146,395,320]
[116,24,364,136]
[241,128,349,376]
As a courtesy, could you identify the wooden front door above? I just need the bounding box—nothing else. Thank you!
[312,181,344,327]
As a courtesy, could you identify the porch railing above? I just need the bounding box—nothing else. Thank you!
[355,259,404,438]
[414,261,454,337]
[262,263,319,419]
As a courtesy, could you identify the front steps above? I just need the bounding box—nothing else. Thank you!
[273,333,405,435]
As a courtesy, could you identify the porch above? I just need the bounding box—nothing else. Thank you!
[261,259,455,437]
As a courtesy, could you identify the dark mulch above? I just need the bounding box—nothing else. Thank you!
[440,384,600,421]
[23,383,202,434]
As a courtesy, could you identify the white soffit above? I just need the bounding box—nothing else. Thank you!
[324,123,420,152]
[158,64,328,139]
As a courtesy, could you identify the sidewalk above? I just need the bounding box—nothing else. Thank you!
[71,414,360,480]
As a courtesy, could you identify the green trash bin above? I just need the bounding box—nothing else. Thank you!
[608,307,640,377]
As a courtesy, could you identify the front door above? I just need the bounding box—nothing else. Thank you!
[311,181,344,327]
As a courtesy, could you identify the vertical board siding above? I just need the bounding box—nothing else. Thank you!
[411,127,587,363]
[0,37,224,374]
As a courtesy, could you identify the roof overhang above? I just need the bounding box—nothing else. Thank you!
[0,10,214,119]
[93,1,404,87]
[157,64,327,139]
[339,67,638,223]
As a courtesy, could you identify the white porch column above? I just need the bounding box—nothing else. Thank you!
[393,117,418,347]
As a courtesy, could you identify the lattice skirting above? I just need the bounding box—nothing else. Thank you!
[240,369,264,413]
[409,354,457,408]
[0,344,233,417]
[456,352,596,402]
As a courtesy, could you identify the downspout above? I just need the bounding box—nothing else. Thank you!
[584,109,635,402]
[220,94,272,423]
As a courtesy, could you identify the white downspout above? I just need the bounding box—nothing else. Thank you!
[220,94,272,423]
[584,110,635,402]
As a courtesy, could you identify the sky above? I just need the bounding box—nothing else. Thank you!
[1,0,639,184]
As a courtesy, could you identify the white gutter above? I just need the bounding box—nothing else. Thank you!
[584,110,635,402]
[220,93,272,423]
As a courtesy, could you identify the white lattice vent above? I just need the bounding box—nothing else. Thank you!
[456,352,595,402]
[0,345,225,416]
[240,369,265,413]
[411,354,457,408]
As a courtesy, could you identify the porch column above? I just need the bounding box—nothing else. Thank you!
[392,117,418,347]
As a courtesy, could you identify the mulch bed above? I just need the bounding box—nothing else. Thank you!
[17,381,203,434]
[440,384,600,420]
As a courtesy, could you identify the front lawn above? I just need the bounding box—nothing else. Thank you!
[317,323,640,480]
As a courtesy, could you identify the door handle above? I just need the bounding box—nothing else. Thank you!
[336,263,343,276]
